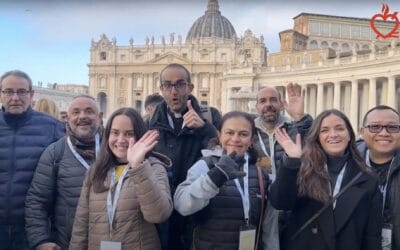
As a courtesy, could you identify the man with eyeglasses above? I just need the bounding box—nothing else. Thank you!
[149,63,217,250]
[358,105,400,249]
[0,70,65,249]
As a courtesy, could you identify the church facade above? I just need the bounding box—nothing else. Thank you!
[88,0,400,131]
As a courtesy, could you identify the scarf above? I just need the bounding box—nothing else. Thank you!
[69,132,96,166]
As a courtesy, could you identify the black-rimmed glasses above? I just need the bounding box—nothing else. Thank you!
[160,80,187,91]
[364,124,400,133]
[1,89,31,97]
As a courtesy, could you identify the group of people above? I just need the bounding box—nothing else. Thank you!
[0,64,399,250]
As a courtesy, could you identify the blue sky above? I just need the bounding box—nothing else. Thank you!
[0,0,397,85]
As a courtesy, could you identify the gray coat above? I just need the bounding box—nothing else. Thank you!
[25,137,89,250]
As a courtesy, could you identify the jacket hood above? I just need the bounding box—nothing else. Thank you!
[149,151,172,168]
[254,115,291,134]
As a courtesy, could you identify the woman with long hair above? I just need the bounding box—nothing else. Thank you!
[269,109,382,250]
[69,107,172,250]
[174,111,269,250]
[34,98,60,119]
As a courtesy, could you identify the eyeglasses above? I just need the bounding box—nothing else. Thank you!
[160,80,187,91]
[364,124,400,133]
[1,89,31,97]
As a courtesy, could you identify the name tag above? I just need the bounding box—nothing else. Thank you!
[239,225,256,250]
[382,223,392,250]
[100,241,121,250]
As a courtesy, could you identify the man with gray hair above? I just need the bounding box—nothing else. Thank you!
[25,95,102,250]
[0,70,65,249]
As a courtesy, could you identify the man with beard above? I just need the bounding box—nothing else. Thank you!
[149,63,217,250]
[25,95,102,250]
[253,83,313,250]
[0,70,64,249]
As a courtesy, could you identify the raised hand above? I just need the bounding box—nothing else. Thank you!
[127,130,159,168]
[283,83,305,121]
[183,100,205,129]
[275,128,302,158]
[208,151,246,187]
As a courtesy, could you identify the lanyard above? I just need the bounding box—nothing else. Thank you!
[233,154,250,224]
[329,162,347,209]
[257,131,276,181]
[107,165,129,232]
[365,150,394,213]
[66,133,100,170]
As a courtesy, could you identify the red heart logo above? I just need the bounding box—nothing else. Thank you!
[370,4,399,39]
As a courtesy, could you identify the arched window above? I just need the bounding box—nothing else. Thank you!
[342,43,350,52]
[321,41,329,49]
[309,40,318,49]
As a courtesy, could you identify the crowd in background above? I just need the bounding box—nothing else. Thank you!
[0,65,399,250]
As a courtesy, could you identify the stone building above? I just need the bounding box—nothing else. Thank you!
[88,0,400,131]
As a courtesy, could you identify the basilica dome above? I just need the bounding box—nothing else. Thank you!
[186,0,237,42]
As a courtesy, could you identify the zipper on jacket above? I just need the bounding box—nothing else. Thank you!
[6,128,17,224]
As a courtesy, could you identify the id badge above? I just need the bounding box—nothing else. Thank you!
[239,224,256,250]
[382,223,392,250]
[100,241,122,250]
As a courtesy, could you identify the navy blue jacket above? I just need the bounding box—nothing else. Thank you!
[0,107,64,225]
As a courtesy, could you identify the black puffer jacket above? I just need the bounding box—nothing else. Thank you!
[358,141,400,249]
[191,156,269,250]
[149,95,217,191]
[25,137,89,250]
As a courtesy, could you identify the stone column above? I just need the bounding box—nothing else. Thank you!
[309,85,317,118]
[350,79,359,131]
[220,80,228,113]
[209,73,215,106]
[127,75,133,107]
[333,81,341,110]
[360,81,369,122]
[109,74,116,114]
[343,83,351,117]
[382,79,388,104]
[227,88,234,112]
[368,77,377,109]
[303,84,309,115]
[387,75,396,108]
[326,83,333,109]
[193,73,199,97]
[316,83,324,116]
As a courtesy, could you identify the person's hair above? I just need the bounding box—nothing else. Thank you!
[144,94,164,108]
[60,111,67,116]
[298,109,367,204]
[256,86,282,103]
[362,105,400,126]
[90,108,147,193]
[67,94,100,113]
[160,63,191,84]
[209,111,258,163]
[0,70,33,90]
[34,98,60,119]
